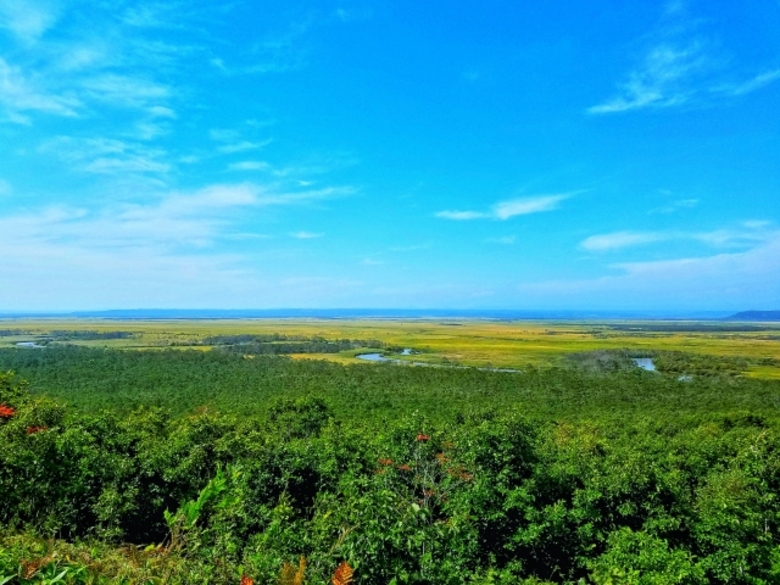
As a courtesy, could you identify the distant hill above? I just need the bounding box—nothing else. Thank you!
[726,310,780,321]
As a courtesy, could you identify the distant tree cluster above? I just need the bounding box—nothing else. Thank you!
[0,329,31,337]
[47,330,136,341]
[203,333,394,355]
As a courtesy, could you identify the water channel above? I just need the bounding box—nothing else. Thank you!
[357,350,522,373]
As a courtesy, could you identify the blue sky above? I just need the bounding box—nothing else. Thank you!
[1,0,779,311]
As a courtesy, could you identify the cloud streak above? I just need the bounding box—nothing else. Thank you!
[0,182,347,252]
[0,3,188,130]
[0,177,360,310]
[437,194,570,221]
[589,43,707,114]
[580,231,665,251]
[520,232,780,310]
[290,231,323,239]
[650,198,699,214]
[218,140,273,154]
[580,222,776,252]
[39,136,171,176]
[714,69,780,97]
[0,57,81,123]
[0,0,61,41]
[589,7,780,114]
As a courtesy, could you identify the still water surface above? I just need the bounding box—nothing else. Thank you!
[632,358,656,371]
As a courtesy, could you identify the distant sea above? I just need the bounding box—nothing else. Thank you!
[0,308,735,320]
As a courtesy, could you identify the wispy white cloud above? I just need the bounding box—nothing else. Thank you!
[0,230,252,311]
[589,43,707,113]
[519,232,780,309]
[580,222,775,252]
[256,186,354,206]
[210,8,362,78]
[148,105,176,118]
[692,226,774,247]
[742,220,772,230]
[0,188,250,267]
[121,2,192,29]
[0,178,364,310]
[333,7,373,23]
[208,18,314,76]
[437,194,571,221]
[651,198,699,214]
[290,231,323,239]
[81,74,172,109]
[84,155,171,175]
[39,136,171,176]
[218,139,273,154]
[714,69,780,97]
[0,182,341,257]
[436,210,488,220]
[228,161,272,171]
[132,120,170,141]
[0,3,187,131]
[0,0,61,41]
[210,128,273,157]
[589,7,779,114]
[581,231,666,251]
[54,42,110,72]
[493,195,568,219]
[210,128,239,141]
[0,57,81,123]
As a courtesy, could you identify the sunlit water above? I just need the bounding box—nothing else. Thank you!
[632,358,656,371]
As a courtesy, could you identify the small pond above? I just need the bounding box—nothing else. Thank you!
[357,353,390,362]
[357,348,414,362]
[16,341,45,349]
[632,358,656,372]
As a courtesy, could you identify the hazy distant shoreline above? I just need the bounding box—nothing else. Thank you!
[1,308,775,320]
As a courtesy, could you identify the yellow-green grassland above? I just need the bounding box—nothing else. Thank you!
[2,318,779,378]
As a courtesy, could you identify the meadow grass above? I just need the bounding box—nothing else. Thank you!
[2,318,779,377]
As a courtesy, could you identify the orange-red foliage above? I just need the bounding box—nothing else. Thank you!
[331,561,354,585]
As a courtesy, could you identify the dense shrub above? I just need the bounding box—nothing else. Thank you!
[1,353,780,583]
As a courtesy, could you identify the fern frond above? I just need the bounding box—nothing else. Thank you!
[331,561,353,585]
[279,556,306,585]
[279,562,296,585]
[294,555,307,585]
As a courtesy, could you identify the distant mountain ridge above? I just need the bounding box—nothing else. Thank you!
[726,310,780,321]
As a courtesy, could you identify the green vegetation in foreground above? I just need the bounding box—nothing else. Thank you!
[1,338,780,583]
